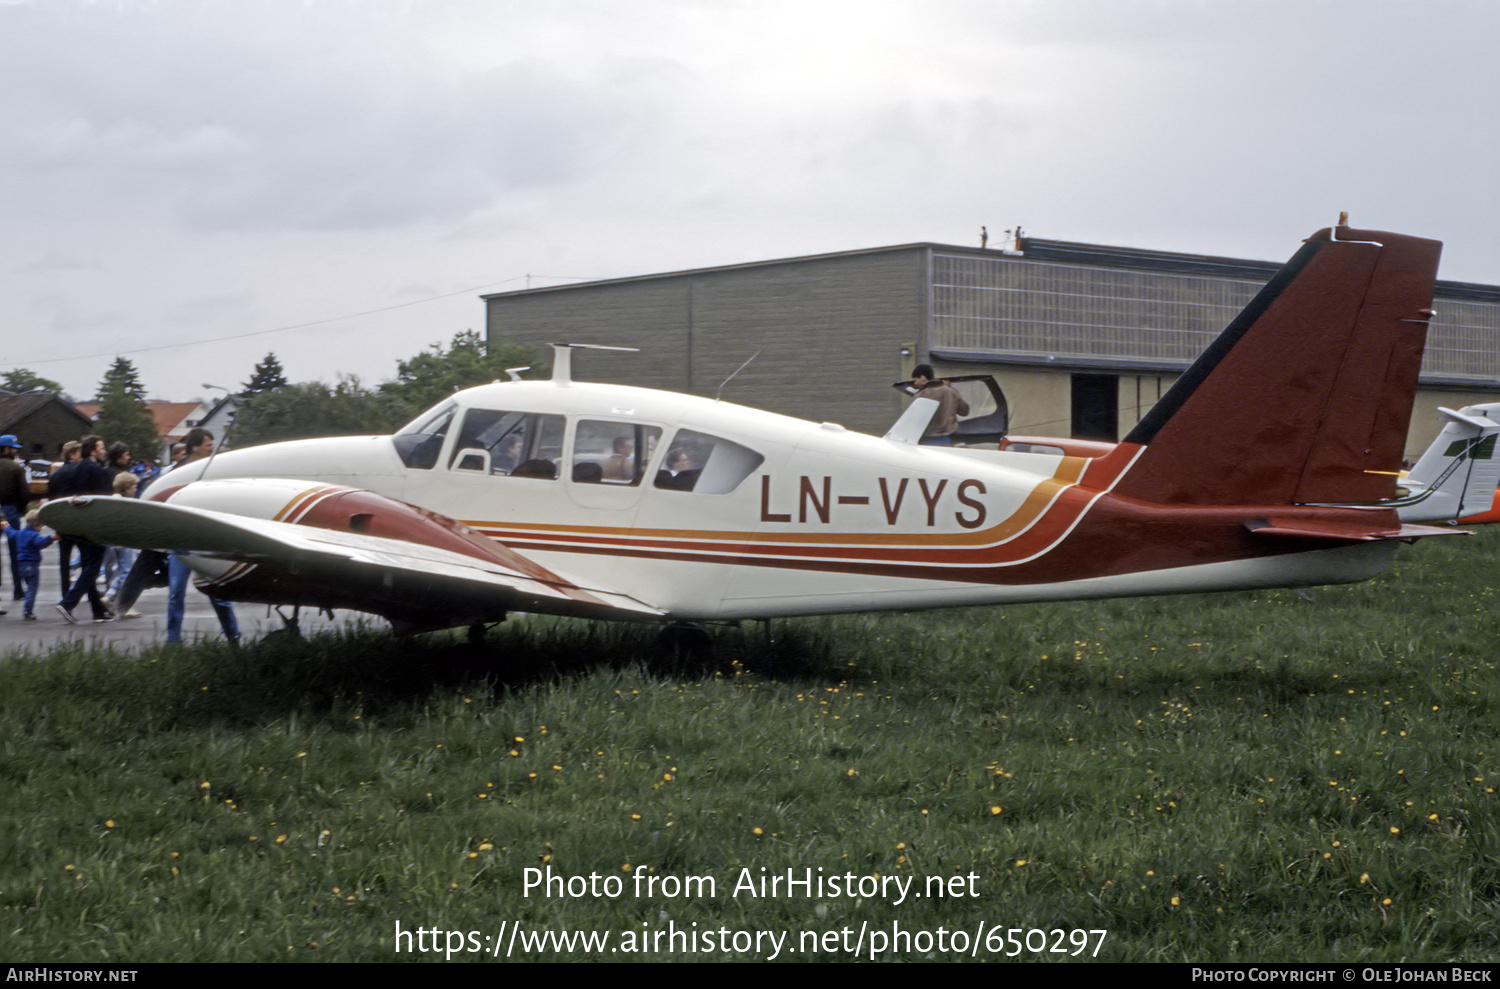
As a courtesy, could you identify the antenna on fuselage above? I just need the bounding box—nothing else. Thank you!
[716,349,762,401]
[547,343,639,385]
[503,366,530,381]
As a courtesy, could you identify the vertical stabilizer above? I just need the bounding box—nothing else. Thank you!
[1115,226,1441,506]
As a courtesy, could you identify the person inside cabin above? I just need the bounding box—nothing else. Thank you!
[602,436,635,482]
[655,448,700,491]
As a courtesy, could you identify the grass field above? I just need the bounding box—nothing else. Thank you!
[2,528,1498,963]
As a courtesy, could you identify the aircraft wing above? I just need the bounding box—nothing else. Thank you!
[39,495,665,627]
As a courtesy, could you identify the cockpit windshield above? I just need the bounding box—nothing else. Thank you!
[392,400,457,470]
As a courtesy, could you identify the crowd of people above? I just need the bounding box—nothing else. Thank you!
[0,428,238,644]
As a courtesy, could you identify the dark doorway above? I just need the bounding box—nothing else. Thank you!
[1071,374,1118,441]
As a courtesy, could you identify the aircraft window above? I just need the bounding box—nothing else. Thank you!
[393,400,457,470]
[654,429,764,494]
[1004,441,1065,456]
[449,409,564,479]
[572,420,662,486]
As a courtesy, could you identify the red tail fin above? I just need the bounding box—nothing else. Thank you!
[1114,225,1441,506]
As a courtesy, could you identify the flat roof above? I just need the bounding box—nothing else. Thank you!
[482,236,1499,302]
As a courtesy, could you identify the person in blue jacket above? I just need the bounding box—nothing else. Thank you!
[2,510,56,620]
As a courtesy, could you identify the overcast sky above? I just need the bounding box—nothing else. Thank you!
[4,0,1496,403]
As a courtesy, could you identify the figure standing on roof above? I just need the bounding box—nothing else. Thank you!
[909,364,970,446]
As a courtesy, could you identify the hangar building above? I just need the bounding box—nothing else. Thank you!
[482,232,1500,456]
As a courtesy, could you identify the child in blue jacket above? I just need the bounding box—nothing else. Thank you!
[2,511,56,619]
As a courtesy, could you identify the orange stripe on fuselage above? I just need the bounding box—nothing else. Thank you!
[465,445,1140,570]
[272,484,345,523]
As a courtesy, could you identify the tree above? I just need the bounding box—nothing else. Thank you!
[243,353,288,396]
[230,376,401,447]
[377,331,544,422]
[1,368,66,394]
[92,357,161,462]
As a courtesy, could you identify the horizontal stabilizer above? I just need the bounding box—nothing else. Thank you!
[1246,517,1466,542]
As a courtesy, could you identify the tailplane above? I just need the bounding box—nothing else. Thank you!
[1114,224,1442,506]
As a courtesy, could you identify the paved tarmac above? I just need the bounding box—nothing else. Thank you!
[0,549,361,658]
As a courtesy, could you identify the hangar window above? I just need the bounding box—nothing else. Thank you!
[571,420,662,485]
[449,409,564,479]
[654,429,764,494]
[393,400,456,470]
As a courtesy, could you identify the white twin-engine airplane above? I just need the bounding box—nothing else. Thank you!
[41,224,1480,637]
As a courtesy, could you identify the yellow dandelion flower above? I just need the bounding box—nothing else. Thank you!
[276,834,288,844]
[631,813,642,822]
[1015,858,1028,867]
[1171,896,1180,907]
[990,805,1003,816]
[1390,826,1400,835]
[104,820,115,828]
[1359,873,1369,884]
[1382,897,1393,906]
[622,862,633,872]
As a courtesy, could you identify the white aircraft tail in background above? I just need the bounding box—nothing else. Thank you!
[1395,403,1500,524]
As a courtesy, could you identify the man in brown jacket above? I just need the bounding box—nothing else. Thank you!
[910,365,970,445]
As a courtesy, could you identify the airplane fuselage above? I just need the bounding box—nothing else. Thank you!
[153,378,1399,622]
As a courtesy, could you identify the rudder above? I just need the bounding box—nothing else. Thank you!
[1115,225,1441,506]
